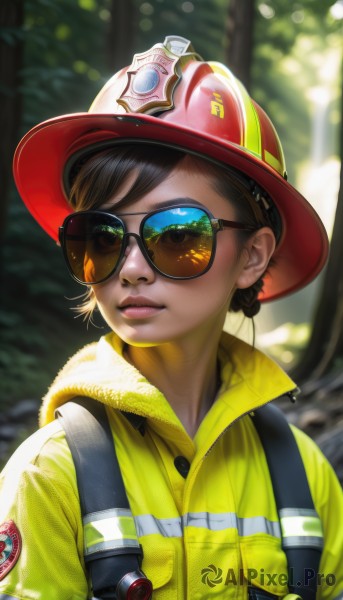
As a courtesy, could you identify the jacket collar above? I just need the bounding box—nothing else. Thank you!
[40,331,296,439]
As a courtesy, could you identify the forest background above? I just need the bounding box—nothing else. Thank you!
[0,0,342,466]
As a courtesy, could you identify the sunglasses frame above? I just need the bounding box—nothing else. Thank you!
[59,204,255,285]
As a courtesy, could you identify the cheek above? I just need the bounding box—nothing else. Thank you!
[91,284,115,319]
[202,237,246,303]
[210,234,242,282]
[175,251,242,315]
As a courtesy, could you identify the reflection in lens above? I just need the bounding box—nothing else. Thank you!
[64,214,124,283]
[143,208,213,277]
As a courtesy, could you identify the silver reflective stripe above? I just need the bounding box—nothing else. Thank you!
[85,508,322,545]
[184,511,237,531]
[135,514,182,537]
[85,507,324,547]
[280,508,324,550]
[0,595,18,599]
[83,507,131,525]
[184,512,281,538]
[135,512,280,539]
[83,508,140,557]
[333,593,343,600]
[237,515,281,538]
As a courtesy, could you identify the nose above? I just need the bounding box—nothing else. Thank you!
[118,233,156,285]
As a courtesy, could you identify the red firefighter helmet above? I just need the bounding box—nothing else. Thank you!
[13,35,328,301]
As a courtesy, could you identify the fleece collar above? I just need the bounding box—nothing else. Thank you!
[40,332,296,435]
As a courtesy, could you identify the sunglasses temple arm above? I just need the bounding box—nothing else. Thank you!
[213,218,255,231]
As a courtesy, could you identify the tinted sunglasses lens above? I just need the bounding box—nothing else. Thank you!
[62,213,124,283]
[142,207,214,277]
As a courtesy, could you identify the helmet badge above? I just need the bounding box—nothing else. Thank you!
[117,38,191,115]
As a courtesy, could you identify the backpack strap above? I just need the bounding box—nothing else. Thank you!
[56,398,152,600]
[252,403,324,600]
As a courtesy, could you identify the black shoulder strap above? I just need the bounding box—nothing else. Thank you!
[252,402,323,600]
[56,398,146,599]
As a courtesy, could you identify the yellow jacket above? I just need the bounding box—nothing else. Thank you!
[0,332,342,600]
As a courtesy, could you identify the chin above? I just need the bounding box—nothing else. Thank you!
[113,326,168,348]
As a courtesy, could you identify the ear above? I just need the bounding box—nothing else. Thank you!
[235,227,276,290]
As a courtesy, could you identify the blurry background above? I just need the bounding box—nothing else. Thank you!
[0,0,342,469]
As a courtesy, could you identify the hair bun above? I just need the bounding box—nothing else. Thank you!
[230,278,264,318]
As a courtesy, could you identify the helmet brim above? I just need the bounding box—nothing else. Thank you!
[13,112,328,302]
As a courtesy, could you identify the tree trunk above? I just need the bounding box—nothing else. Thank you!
[107,0,138,72]
[0,0,24,256]
[291,70,343,383]
[225,0,255,90]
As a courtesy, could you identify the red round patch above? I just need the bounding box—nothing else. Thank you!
[0,521,21,580]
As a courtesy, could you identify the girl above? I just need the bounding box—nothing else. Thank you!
[1,35,342,600]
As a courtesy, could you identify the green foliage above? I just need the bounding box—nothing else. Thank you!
[1,188,104,408]
[1,0,112,409]
[258,322,311,369]
[252,0,341,180]
[21,0,110,128]
[132,0,228,62]
[1,0,341,411]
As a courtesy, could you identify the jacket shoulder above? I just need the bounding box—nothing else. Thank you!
[0,420,77,520]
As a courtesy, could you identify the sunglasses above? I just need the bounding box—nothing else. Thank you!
[59,204,254,284]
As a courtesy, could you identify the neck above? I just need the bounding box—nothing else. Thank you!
[125,334,222,438]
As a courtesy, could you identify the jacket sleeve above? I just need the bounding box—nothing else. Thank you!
[0,424,88,600]
[293,426,343,600]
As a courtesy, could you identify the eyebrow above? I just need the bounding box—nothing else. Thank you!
[105,197,205,214]
[149,197,204,210]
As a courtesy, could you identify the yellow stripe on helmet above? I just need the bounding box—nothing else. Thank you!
[208,61,262,159]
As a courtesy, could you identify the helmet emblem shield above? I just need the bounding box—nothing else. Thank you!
[117,44,181,114]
